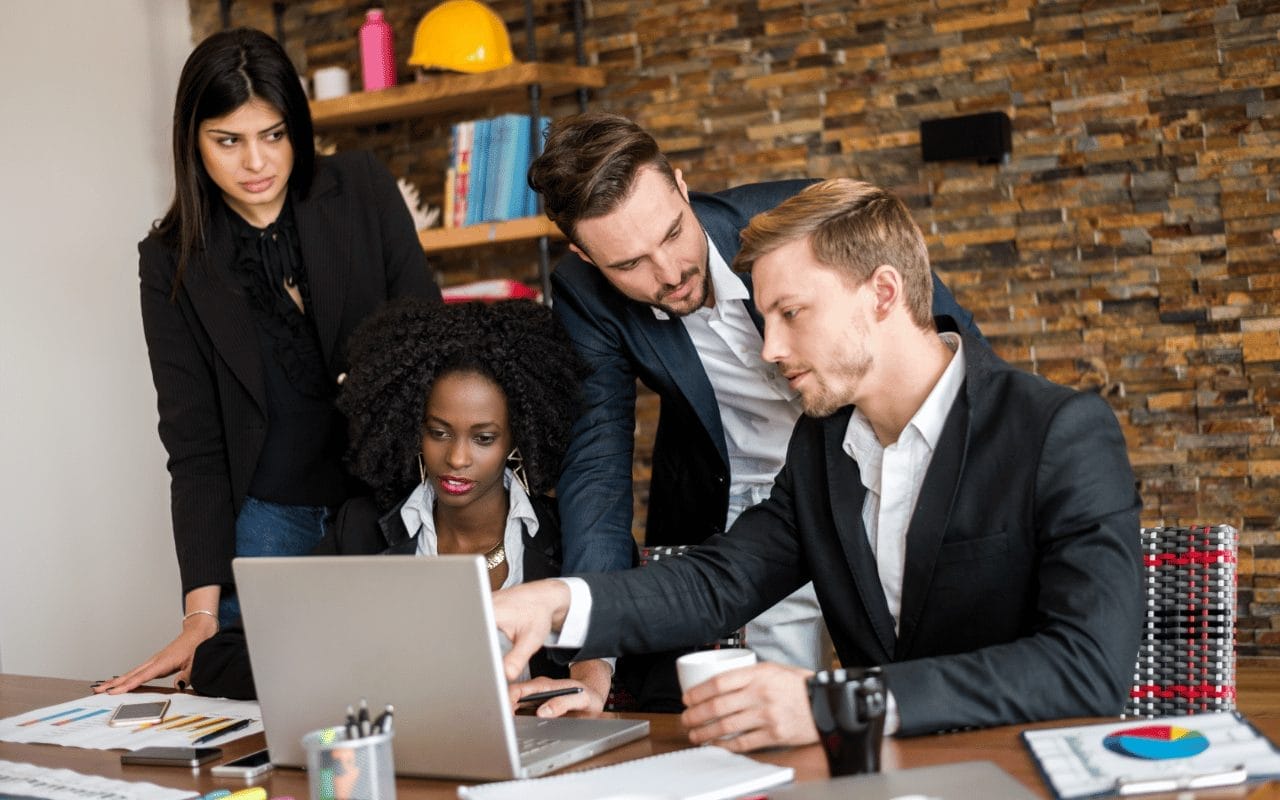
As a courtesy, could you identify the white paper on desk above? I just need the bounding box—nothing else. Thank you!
[456,746,794,800]
[1021,711,1280,800]
[0,692,263,751]
[0,758,196,800]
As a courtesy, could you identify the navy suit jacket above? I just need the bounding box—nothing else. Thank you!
[551,180,980,574]
[139,151,441,594]
[572,320,1144,735]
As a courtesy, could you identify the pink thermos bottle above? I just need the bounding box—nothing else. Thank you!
[359,8,397,91]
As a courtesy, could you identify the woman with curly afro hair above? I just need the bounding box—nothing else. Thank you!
[337,296,582,519]
[192,299,613,717]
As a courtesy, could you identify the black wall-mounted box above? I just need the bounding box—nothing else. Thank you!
[919,111,1012,164]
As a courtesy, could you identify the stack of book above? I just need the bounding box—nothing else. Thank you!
[444,113,549,228]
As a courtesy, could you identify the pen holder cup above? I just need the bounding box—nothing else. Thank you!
[807,667,887,777]
[301,726,396,800]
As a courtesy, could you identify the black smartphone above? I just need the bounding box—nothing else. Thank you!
[120,746,222,767]
[210,749,273,778]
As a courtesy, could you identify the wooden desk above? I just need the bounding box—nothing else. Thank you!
[2,663,1278,799]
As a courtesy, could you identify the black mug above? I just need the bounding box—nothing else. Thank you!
[807,667,887,777]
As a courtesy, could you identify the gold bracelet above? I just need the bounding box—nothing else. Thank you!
[182,609,219,630]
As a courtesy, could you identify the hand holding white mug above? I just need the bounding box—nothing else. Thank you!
[679,654,818,753]
[676,648,757,693]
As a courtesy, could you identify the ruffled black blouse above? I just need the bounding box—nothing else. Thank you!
[228,199,331,399]
[225,198,345,507]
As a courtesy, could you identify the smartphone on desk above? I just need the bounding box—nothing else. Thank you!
[210,749,273,779]
[108,699,170,727]
[121,746,222,767]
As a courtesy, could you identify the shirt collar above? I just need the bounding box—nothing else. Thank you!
[912,332,965,450]
[649,231,744,320]
[842,332,966,477]
[398,468,540,541]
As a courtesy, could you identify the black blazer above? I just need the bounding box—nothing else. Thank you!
[139,151,441,594]
[190,494,567,700]
[550,180,981,575]
[573,320,1144,736]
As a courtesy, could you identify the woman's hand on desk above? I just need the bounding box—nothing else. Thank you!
[509,659,611,717]
[680,662,819,753]
[93,614,219,694]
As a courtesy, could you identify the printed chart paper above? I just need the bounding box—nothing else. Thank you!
[0,692,262,751]
[1022,711,1280,799]
[0,758,196,800]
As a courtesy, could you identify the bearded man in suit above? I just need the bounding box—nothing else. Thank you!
[533,113,979,703]
[494,178,1142,742]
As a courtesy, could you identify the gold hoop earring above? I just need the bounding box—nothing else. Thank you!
[418,453,427,486]
[506,448,531,495]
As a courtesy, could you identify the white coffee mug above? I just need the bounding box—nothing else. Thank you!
[312,66,350,100]
[676,648,757,693]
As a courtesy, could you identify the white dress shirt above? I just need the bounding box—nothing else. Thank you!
[656,234,827,670]
[656,233,803,496]
[841,331,965,632]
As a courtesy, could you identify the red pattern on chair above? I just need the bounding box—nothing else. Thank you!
[1126,525,1237,718]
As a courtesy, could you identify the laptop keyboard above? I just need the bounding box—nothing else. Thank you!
[518,736,555,756]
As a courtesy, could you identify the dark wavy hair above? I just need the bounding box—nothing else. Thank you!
[154,27,315,294]
[527,111,677,245]
[338,299,586,510]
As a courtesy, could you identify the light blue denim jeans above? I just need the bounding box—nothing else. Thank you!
[218,496,330,626]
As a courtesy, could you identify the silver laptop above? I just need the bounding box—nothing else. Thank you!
[233,555,649,780]
[769,761,1038,799]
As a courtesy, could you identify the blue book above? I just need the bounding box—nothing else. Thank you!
[484,114,520,222]
[466,117,491,226]
[494,113,524,220]
[505,114,532,220]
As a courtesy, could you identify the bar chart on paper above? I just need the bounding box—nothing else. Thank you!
[0,692,262,750]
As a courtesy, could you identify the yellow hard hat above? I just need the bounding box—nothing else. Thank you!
[408,0,516,74]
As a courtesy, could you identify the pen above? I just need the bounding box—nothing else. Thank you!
[371,704,394,735]
[1116,764,1248,795]
[517,687,583,706]
[193,718,251,745]
[357,698,370,737]
[345,705,359,740]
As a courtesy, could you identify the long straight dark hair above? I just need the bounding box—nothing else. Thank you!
[154,27,315,293]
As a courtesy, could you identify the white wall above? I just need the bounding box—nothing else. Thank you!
[0,1,193,679]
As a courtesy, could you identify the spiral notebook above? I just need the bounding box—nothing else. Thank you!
[455,746,794,800]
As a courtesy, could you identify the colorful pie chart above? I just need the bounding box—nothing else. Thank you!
[1102,724,1210,760]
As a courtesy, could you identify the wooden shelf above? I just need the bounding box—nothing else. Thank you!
[310,63,605,128]
[418,216,564,253]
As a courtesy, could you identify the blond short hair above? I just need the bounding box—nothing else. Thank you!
[735,179,935,328]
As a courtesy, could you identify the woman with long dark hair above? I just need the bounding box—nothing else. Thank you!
[97,28,440,694]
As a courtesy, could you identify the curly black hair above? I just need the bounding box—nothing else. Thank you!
[337,298,586,510]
